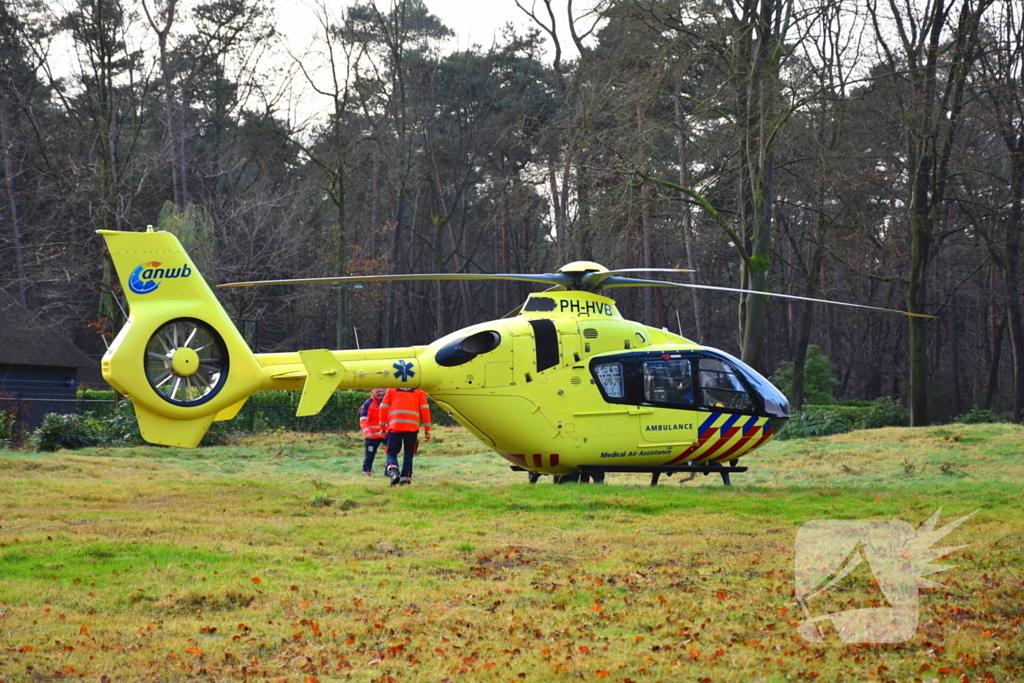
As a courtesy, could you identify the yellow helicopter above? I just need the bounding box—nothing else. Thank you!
[98,228,928,485]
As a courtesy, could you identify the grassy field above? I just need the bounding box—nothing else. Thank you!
[0,424,1021,682]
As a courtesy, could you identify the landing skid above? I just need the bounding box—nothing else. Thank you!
[512,460,746,486]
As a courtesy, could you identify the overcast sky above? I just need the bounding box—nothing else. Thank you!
[277,0,539,52]
[419,0,536,49]
[271,0,587,124]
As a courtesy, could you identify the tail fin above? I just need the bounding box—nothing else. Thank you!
[296,350,345,416]
[100,229,266,447]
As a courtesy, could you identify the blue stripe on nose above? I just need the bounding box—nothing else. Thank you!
[698,413,720,437]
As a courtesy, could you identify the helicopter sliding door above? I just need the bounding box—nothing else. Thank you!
[590,352,700,447]
[636,357,699,446]
[643,358,695,405]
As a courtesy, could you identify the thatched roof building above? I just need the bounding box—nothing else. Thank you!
[0,288,99,430]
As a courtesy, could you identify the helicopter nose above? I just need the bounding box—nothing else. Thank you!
[769,417,790,436]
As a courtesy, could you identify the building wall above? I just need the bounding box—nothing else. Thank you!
[0,364,80,432]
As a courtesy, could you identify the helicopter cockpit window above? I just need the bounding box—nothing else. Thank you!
[593,362,625,398]
[699,357,754,411]
[643,360,693,405]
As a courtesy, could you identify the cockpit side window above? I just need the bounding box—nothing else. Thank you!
[642,359,693,406]
[592,362,625,398]
[699,357,754,411]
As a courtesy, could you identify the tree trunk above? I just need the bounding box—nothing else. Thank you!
[673,87,702,342]
[159,37,183,209]
[906,97,935,427]
[983,313,1005,410]
[1006,303,1024,423]
[898,0,989,424]
[179,89,190,207]
[790,240,825,410]
[1005,146,1024,423]
[458,198,472,328]
[949,303,961,417]
[735,0,782,372]
[385,181,409,347]
[549,153,565,263]
[499,168,511,312]
[433,215,446,339]
[0,91,29,307]
[739,147,773,371]
[335,163,350,350]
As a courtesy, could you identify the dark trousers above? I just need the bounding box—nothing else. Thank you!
[385,431,418,478]
[362,438,383,471]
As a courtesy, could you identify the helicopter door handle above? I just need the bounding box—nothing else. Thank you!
[628,408,654,415]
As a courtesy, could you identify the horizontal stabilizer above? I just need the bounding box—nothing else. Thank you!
[297,350,344,417]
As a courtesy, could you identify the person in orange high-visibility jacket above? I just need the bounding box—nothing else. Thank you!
[379,387,431,486]
[358,388,386,476]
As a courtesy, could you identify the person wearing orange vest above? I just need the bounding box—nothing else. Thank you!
[358,388,386,476]
[379,387,431,485]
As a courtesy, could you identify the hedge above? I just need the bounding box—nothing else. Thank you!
[76,389,458,435]
[42,391,1008,451]
[776,397,909,439]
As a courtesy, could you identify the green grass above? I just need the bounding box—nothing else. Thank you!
[0,424,1022,682]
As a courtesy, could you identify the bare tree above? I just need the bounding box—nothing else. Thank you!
[866,0,994,424]
[976,0,1024,422]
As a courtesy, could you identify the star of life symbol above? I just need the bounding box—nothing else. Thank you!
[393,360,415,382]
[792,508,976,643]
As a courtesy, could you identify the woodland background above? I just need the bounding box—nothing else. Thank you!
[1,0,1022,425]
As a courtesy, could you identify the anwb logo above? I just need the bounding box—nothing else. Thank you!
[792,508,976,643]
[128,261,193,295]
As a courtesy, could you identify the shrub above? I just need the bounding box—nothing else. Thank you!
[776,396,909,440]
[777,409,854,439]
[954,405,1005,424]
[0,389,34,447]
[771,345,840,406]
[838,399,874,407]
[0,408,15,448]
[199,420,232,446]
[32,413,105,451]
[230,390,458,434]
[77,390,118,419]
[71,388,460,442]
[860,396,910,429]
[102,400,144,446]
[233,390,358,433]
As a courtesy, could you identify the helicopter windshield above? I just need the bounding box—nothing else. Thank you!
[701,349,790,418]
[698,357,754,411]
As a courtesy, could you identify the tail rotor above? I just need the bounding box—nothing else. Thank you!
[144,318,229,406]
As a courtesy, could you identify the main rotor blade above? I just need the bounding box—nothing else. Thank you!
[598,276,935,319]
[602,267,696,275]
[582,268,695,289]
[219,272,574,288]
